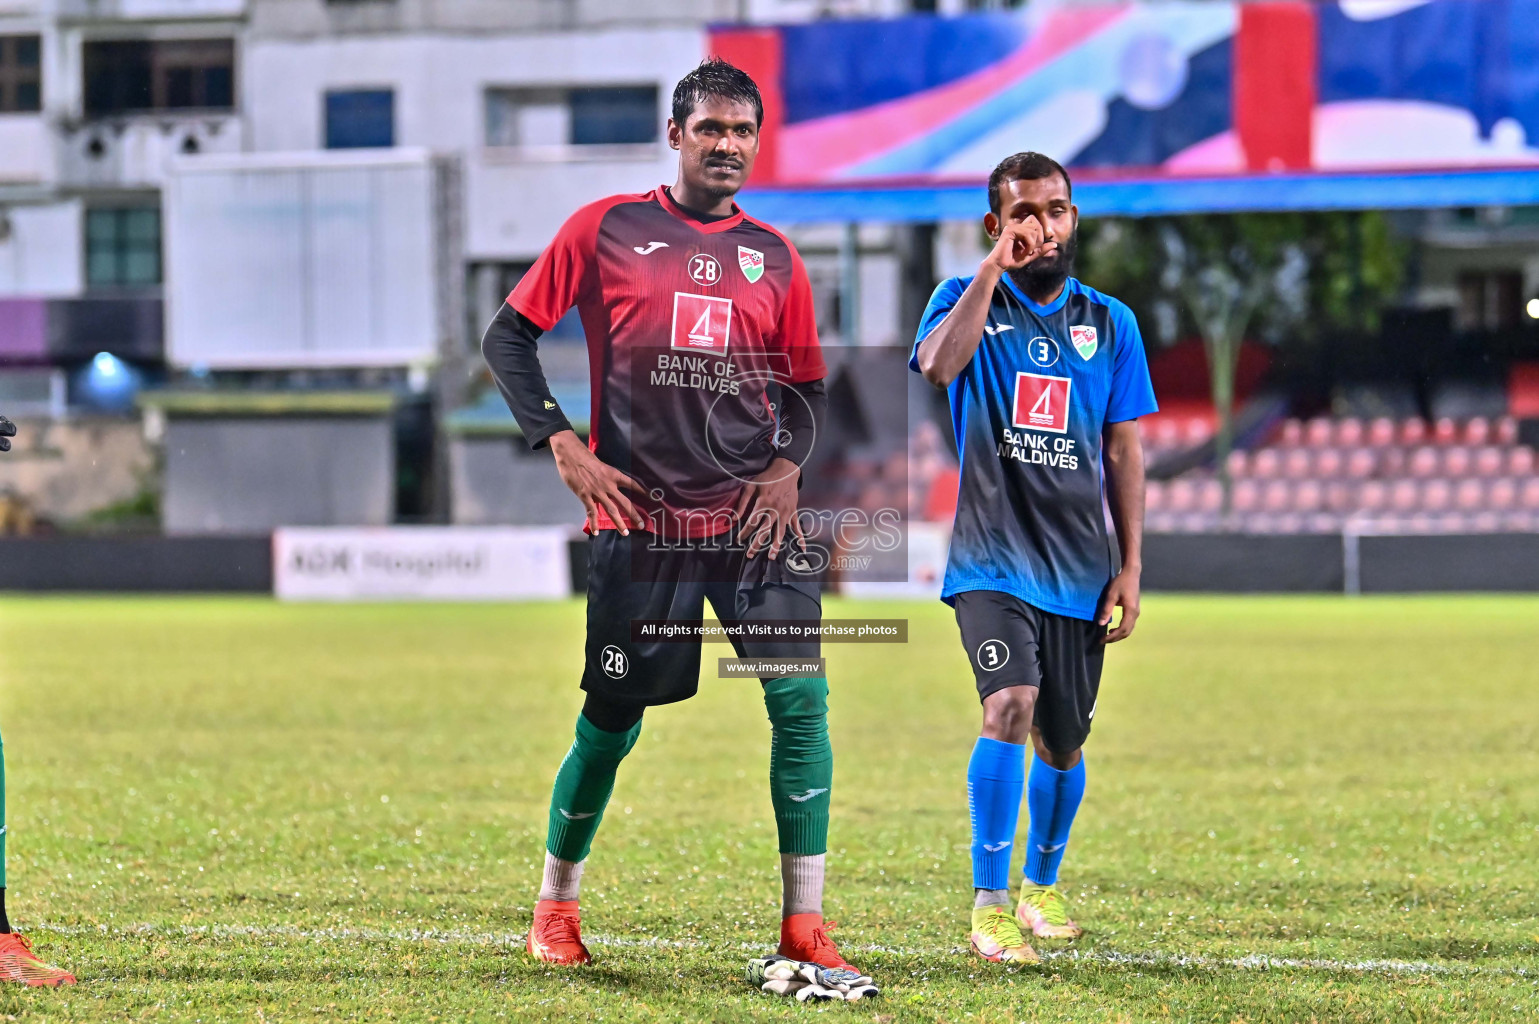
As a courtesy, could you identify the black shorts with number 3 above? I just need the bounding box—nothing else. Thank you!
[953,589,1106,754]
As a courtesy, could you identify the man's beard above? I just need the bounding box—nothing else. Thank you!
[1009,228,1077,296]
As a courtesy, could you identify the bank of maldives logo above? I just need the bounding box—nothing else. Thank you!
[738,246,764,283]
[1012,372,1071,434]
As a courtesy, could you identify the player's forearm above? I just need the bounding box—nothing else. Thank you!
[481,302,574,450]
[776,378,826,469]
[1103,425,1146,571]
[916,265,1002,388]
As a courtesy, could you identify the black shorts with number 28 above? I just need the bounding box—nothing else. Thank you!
[953,589,1106,754]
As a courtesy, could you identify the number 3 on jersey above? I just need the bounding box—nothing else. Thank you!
[671,292,733,356]
[1012,371,1071,434]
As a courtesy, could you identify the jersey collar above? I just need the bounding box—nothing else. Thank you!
[1001,272,1074,317]
[657,185,745,234]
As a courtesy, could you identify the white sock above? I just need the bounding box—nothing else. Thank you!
[539,852,584,902]
[974,887,1011,909]
[780,853,825,918]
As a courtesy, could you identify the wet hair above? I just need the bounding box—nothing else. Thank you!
[988,151,1072,215]
[671,57,764,128]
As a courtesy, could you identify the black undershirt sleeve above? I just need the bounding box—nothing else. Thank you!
[480,302,574,451]
[776,377,827,470]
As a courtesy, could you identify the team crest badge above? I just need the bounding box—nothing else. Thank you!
[1070,325,1098,360]
[738,246,765,283]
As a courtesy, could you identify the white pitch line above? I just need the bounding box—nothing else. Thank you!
[32,921,1529,979]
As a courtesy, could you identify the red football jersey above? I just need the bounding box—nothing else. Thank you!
[509,186,826,535]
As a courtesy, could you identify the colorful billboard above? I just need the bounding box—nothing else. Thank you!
[715,0,1539,219]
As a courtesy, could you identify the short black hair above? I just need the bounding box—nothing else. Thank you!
[988,152,1072,215]
[671,57,763,129]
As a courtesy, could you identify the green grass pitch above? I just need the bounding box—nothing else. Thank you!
[0,594,1535,1022]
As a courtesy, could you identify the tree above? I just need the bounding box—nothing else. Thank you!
[1077,211,1405,513]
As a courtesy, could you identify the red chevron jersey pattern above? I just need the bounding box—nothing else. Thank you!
[509,187,825,535]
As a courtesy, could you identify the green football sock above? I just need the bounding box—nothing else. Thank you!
[1,728,6,889]
[763,676,832,856]
[545,713,641,863]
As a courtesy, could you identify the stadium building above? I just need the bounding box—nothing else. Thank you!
[0,0,1536,592]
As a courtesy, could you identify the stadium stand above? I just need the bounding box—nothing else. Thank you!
[1144,416,1539,534]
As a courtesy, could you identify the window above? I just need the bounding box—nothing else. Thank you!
[83,39,234,116]
[0,35,42,113]
[86,208,161,288]
[325,89,394,149]
[1457,270,1522,331]
[485,85,659,149]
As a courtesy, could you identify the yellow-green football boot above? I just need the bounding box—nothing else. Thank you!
[1017,881,1084,940]
[970,904,1039,963]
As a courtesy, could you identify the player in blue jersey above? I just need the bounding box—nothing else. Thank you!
[911,153,1157,963]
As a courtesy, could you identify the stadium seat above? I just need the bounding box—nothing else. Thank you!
[1305,512,1340,533]
[1196,479,1222,513]
[1293,480,1324,513]
[1502,511,1533,531]
[1521,478,1539,509]
[1182,417,1212,445]
[1315,448,1343,477]
[1367,417,1396,446]
[1358,480,1388,512]
[1305,418,1332,447]
[1389,480,1420,512]
[1399,419,1427,445]
[1232,479,1260,513]
[1225,449,1248,477]
[1509,448,1535,475]
[1251,449,1281,478]
[1464,417,1490,445]
[1283,448,1312,478]
[1489,478,1517,510]
[1432,417,1459,444]
[1144,481,1166,512]
[1473,446,1504,476]
[1495,416,1519,445]
[1454,478,1486,511]
[1469,511,1501,533]
[1324,480,1355,512]
[1278,419,1303,446]
[1408,447,1439,477]
[1335,418,1364,447]
[1167,479,1196,513]
[1262,480,1291,513]
[1422,479,1452,512]
[1344,448,1377,478]
[1442,446,1472,477]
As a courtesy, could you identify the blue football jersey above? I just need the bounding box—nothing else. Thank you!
[910,274,1158,620]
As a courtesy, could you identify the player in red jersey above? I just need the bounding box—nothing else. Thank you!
[0,415,76,987]
[482,61,874,997]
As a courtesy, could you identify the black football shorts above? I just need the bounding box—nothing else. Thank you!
[581,530,823,706]
[952,589,1106,753]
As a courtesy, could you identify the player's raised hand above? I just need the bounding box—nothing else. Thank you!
[548,429,647,536]
[734,457,805,560]
[1097,569,1141,643]
[0,415,15,453]
[985,218,1056,274]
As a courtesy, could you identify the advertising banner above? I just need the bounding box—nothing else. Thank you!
[273,526,571,601]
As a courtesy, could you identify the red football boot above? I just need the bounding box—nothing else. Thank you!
[777,913,860,973]
[0,933,75,986]
[526,899,592,965]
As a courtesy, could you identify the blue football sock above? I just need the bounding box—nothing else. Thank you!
[967,737,1027,891]
[1024,754,1086,886]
